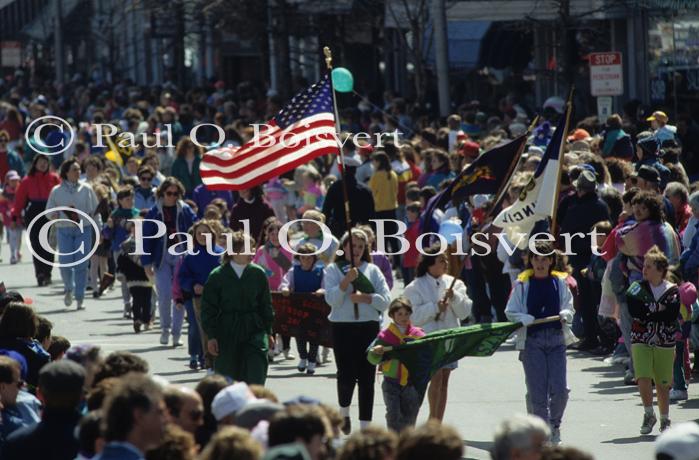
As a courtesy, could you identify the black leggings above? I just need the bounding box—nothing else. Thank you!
[25,201,53,282]
[130,286,152,324]
[332,321,380,421]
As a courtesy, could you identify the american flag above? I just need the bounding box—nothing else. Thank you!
[200,75,338,190]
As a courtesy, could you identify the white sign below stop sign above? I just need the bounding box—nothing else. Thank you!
[590,52,623,97]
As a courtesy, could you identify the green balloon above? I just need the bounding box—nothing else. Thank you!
[332,67,354,93]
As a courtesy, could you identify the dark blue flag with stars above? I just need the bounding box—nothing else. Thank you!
[274,74,334,128]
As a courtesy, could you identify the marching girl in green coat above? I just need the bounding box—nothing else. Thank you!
[200,230,275,384]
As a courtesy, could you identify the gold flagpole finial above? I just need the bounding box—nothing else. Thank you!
[323,47,333,70]
[527,115,540,134]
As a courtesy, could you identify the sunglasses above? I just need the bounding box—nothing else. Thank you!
[189,409,203,421]
[165,191,180,197]
[139,176,153,181]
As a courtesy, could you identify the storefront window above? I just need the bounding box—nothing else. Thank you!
[648,16,699,112]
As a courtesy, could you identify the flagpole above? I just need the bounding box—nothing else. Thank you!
[550,86,575,237]
[487,116,539,220]
[324,46,359,320]
[380,315,562,352]
[435,125,537,321]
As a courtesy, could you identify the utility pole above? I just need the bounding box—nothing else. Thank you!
[431,0,450,116]
[54,0,65,84]
[267,0,278,93]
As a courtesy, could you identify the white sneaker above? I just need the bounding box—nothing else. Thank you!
[321,347,332,364]
[172,335,183,347]
[306,361,316,375]
[297,359,307,372]
[76,300,84,310]
[64,291,73,307]
[159,331,169,345]
[669,389,688,401]
[550,427,561,445]
[284,349,296,360]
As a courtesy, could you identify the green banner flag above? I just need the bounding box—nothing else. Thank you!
[383,322,521,394]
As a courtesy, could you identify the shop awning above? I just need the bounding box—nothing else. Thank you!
[21,0,82,42]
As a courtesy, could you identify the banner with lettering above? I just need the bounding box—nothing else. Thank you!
[271,292,333,347]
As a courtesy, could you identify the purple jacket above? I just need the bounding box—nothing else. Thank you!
[371,251,394,290]
[192,184,234,218]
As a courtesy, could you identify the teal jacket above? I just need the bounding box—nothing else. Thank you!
[171,155,202,196]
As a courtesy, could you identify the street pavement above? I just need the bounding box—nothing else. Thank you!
[2,238,699,460]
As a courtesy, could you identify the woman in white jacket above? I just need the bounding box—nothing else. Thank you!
[505,241,575,445]
[323,228,391,434]
[404,243,472,422]
[46,159,98,310]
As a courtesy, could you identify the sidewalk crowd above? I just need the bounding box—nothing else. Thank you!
[0,72,698,460]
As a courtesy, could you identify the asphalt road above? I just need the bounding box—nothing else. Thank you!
[2,238,698,460]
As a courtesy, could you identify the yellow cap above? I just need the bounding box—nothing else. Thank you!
[647,111,668,122]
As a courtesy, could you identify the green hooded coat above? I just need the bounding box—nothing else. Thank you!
[201,262,273,384]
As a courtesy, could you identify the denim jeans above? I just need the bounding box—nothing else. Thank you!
[6,227,21,259]
[673,339,688,391]
[521,328,569,429]
[382,379,422,432]
[185,299,203,361]
[618,300,635,373]
[57,226,92,301]
[113,250,131,307]
[155,251,184,336]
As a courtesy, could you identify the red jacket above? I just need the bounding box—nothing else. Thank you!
[11,171,61,219]
[403,220,421,268]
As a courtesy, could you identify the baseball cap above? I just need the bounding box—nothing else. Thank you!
[211,382,256,421]
[543,96,565,114]
[567,128,591,142]
[5,170,20,181]
[234,399,284,430]
[459,140,480,158]
[573,169,597,191]
[637,165,661,184]
[647,111,669,123]
[357,144,374,157]
[655,422,699,460]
